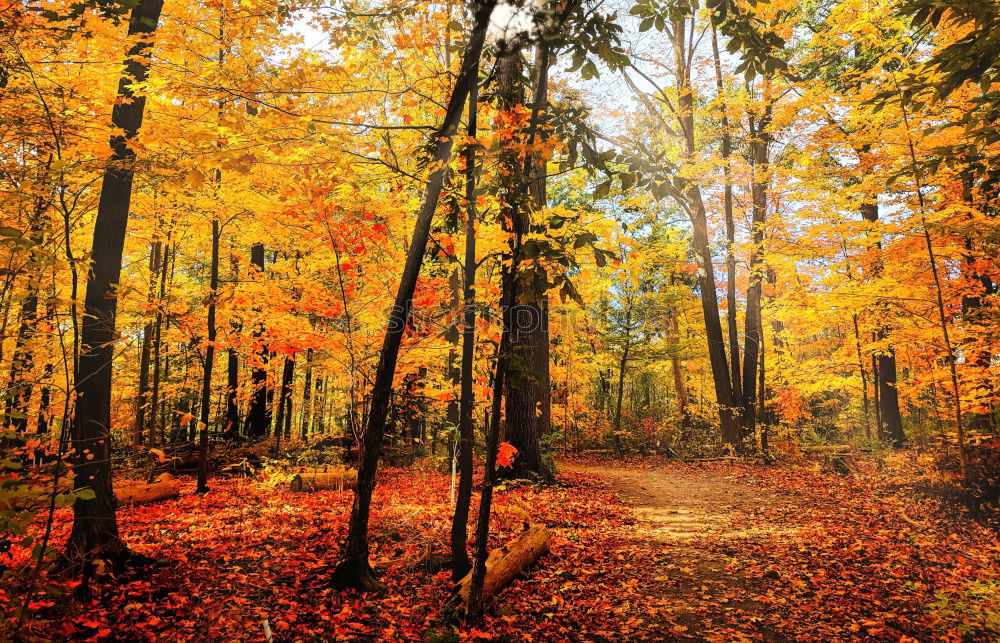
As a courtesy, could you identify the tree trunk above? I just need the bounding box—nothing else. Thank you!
[65,0,164,568]
[497,45,550,481]
[6,212,45,434]
[668,313,689,427]
[243,243,270,438]
[274,355,294,448]
[134,240,161,446]
[672,17,739,448]
[614,335,630,431]
[196,218,219,493]
[290,468,357,492]
[300,348,313,440]
[451,66,479,581]
[528,43,552,438]
[150,238,171,446]
[467,244,516,622]
[740,78,772,448]
[711,22,742,414]
[859,202,905,446]
[852,314,872,438]
[329,0,496,592]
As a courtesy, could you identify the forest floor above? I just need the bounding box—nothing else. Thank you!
[6,454,1000,641]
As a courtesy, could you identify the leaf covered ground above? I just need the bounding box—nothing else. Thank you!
[5,456,1000,641]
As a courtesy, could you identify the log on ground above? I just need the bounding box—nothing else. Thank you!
[289,468,357,492]
[115,474,180,507]
[447,523,551,616]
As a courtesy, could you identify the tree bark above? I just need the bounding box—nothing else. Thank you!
[150,238,171,446]
[852,314,872,438]
[668,311,689,427]
[613,308,631,432]
[274,355,294,448]
[65,0,164,568]
[329,0,497,592]
[290,468,357,492]
[196,218,219,493]
[134,240,161,446]
[451,65,479,581]
[859,202,905,446]
[6,211,45,434]
[740,76,772,447]
[243,242,270,438]
[300,348,313,440]
[711,22,742,414]
[672,17,740,448]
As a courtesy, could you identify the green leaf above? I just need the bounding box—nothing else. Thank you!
[75,488,97,501]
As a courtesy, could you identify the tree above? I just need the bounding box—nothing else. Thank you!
[450,60,480,580]
[65,0,165,567]
[329,0,498,592]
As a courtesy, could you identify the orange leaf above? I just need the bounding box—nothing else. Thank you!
[497,442,518,469]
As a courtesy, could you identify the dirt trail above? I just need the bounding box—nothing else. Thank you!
[562,461,783,542]
[560,461,792,640]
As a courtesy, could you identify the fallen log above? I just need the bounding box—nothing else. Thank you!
[115,474,180,507]
[803,444,853,454]
[289,468,357,492]
[446,523,550,616]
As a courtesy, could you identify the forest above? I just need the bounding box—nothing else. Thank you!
[1,0,999,639]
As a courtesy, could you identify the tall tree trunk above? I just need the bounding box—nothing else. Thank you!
[672,17,740,448]
[243,243,270,438]
[529,43,552,438]
[451,64,479,581]
[740,77,772,447]
[314,375,326,435]
[467,170,524,622]
[859,202,905,446]
[959,175,995,432]
[300,348,313,440]
[852,314,872,438]
[274,355,294,448]
[899,106,965,475]
[134,240,161,446]
[758,315,769,458]
[196,218,219,493]
[613,342,629,432]
[6,210,45,434]
[65,0,164,567]
[711,22,741,413]
[329,0,496,592]
[668,311,689,427]
[150,239,171,447]
[225,346,239,434]
[498,43,551,480]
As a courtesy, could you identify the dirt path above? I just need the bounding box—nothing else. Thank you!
[560,461,793,640]
[562,462,782,542]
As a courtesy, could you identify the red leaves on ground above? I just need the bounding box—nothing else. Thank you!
[5,458,999,640]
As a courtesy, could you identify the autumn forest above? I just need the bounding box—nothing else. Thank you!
[2,0,999,639]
